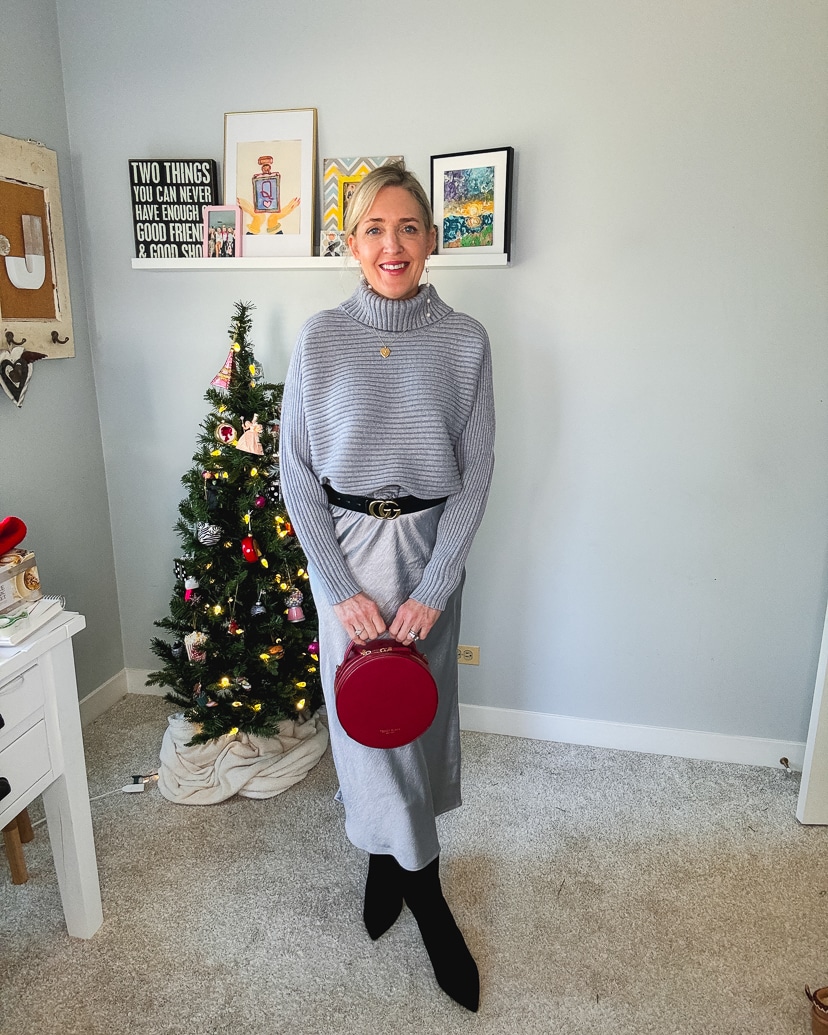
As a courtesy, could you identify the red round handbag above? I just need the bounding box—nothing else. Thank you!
[334,638,438,749]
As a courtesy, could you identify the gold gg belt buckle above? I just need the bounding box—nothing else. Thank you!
[367,498,402,520]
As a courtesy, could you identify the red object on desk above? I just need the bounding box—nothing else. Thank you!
[0,517,27,555]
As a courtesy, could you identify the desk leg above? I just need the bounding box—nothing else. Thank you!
[41,639,103,939]
[42,774,103,938]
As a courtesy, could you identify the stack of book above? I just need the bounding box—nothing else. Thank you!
[0,596,65,647]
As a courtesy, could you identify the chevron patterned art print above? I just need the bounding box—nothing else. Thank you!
[322,156,403,231]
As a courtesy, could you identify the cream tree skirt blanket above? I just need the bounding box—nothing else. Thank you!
[158,711,329,804]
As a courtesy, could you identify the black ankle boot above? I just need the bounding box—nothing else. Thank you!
[363,853,403,940]
[401,856,479,1012]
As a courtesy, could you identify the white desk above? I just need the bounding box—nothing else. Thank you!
[0,612,102,937]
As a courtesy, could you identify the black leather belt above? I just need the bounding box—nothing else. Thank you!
[323,484,448,520]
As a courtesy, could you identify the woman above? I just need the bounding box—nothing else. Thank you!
[280,162,495,1012]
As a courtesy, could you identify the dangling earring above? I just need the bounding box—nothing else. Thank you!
[425,259,431,319]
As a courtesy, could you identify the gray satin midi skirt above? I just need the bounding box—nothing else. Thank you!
[309,501,463,872]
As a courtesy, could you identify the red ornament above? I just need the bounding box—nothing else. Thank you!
[241,536,262,563]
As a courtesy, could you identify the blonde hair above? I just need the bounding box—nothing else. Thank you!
[344,161,434,241]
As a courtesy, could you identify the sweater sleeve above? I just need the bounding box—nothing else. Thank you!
[410,333,496,611]
[279,331,363,606]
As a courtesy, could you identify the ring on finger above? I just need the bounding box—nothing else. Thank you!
[407,629,419,641]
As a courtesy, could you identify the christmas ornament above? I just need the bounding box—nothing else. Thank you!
[307,641,319,656]
[241,536,262,563]
[236,414,264,455]
[215,422,236,445]
[268,644,285,659]
[250,601,266,617]
[204,483,219,513]
[184,576,200,601]
[264,477,281,504]
[184,630,207,662]
[197,523,222,546]
[285,588,305,623]
[171,641,184,658]
[254,495,266,508]
[249,360,264,383]
[174,559,187,581]
[211,349,235,390]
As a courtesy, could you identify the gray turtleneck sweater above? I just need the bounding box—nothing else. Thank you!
[280,281,495,611]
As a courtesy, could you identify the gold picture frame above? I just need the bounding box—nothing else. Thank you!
[223,109,317,258]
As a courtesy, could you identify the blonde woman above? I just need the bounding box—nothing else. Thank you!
[281,162,495,1012]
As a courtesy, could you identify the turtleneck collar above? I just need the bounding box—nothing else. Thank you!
[339,279,453,333]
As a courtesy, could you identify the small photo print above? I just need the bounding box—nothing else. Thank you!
[203,205,242,258]
[319,230,347,257]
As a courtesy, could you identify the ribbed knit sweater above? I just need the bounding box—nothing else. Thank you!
[280,281,495,611]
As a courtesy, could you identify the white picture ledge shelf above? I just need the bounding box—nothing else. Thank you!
[131,254,509,271]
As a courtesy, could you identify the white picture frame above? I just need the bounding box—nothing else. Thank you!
[223,109,317,258]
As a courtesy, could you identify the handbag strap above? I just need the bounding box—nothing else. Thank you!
[342,638,429,667]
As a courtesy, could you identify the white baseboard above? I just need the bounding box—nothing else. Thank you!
[107,670,803,771]
[79,668,128,727]
[459,702,806,771]
[127,668,166,695]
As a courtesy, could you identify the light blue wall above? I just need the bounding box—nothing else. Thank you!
[0,0,122,697]
[52,0,828,740]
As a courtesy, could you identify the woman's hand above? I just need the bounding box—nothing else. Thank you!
[389,599,442,645]
[333,593,386,645]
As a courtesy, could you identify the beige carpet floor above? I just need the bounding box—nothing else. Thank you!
[1,693,825,1035]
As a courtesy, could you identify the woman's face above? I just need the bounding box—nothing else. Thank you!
[348,186,436,301]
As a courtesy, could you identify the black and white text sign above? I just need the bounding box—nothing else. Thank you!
[129,159,219,258]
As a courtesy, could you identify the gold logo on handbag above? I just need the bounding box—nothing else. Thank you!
[367,499,401,520]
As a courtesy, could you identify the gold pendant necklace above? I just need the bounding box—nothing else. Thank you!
[368,325,397,359]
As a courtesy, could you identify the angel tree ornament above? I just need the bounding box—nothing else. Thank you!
[236,413,264,455]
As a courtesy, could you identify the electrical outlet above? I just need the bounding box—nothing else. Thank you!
[457,645,480,665]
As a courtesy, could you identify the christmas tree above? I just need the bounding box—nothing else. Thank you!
[147,301,322,745]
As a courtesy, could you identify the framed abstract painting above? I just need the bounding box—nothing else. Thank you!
[223,109,317,257]
[430,147,514,259]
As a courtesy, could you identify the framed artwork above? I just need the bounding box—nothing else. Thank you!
[430,147,514,258]
[0,133,74,359]
[223,109,317,257]
[322,156,403,233]
[203,205,242,258]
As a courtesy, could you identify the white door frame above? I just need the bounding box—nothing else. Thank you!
[797,596,828,824]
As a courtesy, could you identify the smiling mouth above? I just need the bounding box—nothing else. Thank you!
[379,262,409,271]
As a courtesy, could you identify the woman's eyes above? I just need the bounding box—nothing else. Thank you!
[364,225,420,236]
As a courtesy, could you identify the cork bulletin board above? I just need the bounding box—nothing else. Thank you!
[0,133,74,360]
